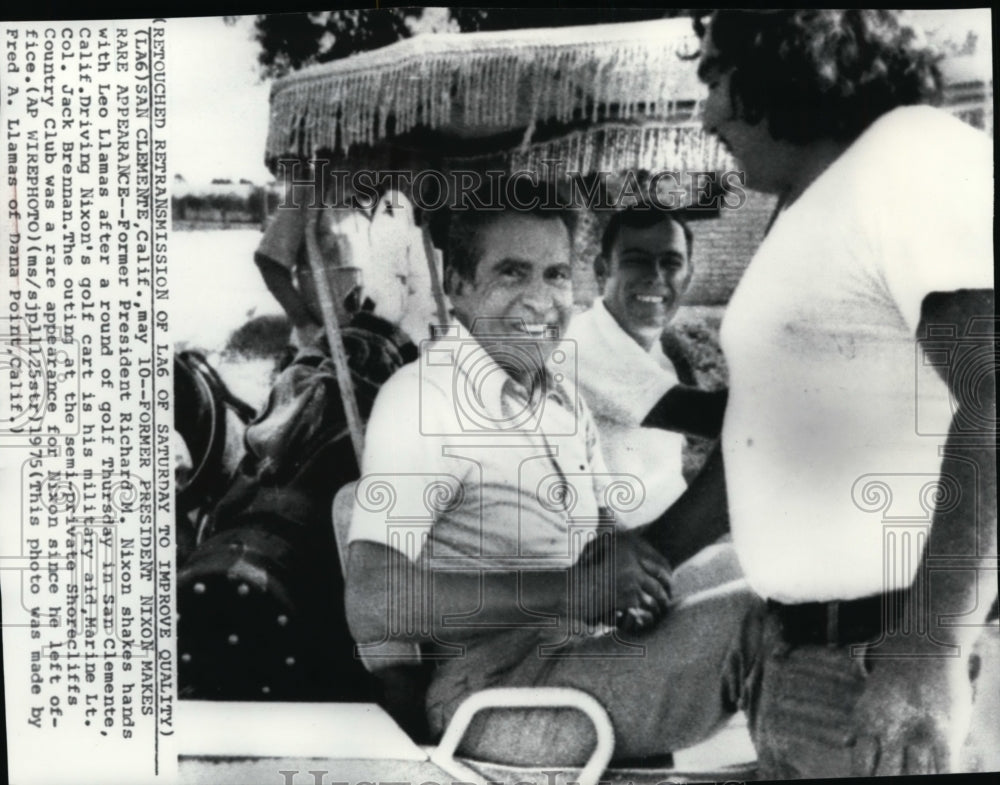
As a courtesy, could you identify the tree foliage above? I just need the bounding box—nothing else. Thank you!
[254,9,416,78]
[253,8,678,79]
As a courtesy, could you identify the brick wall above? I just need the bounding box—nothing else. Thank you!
[686,190,778,305]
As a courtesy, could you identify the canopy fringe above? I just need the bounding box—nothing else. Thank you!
[281,122,733,180]
[506,123,733,175]
[267,18,705,162]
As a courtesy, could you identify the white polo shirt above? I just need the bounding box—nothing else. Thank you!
[721,106,993,602]
[565,298,688,525]
[349,323,612,569]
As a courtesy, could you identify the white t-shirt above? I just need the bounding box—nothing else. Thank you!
[257,188,442,342]
[721,106,993,602]
[565,298,687,525]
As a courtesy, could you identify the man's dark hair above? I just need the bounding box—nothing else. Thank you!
[598,205,693,276]
[437,177,577,291]
[695,10,943,145]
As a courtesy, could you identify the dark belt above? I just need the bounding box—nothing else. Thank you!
[767,589,907,647]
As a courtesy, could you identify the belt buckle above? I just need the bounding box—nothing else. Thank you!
[825,601,840,646]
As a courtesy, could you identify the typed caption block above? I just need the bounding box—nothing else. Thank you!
[2,19,175,784]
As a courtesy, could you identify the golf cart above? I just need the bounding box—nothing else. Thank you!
[176,15,760,785]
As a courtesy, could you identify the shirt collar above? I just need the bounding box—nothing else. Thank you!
[427,318,571,420]
[589,297,676,374]
[593,298,656,355]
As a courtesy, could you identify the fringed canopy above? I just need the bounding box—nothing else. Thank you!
[265,18,731,174]
[266,13,993,175]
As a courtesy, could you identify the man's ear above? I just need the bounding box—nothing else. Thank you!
[593,255,608,289]
[678,259,694,296]
[444,267,464,297]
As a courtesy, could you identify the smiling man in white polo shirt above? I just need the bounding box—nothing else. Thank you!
[345,180,764,766]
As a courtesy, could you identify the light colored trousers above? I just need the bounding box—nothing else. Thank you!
[427,546,761,766]
[427,544,997,776]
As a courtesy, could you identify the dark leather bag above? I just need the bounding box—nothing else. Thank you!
[177,312,416,701]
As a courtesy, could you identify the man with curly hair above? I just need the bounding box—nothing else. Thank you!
[690,9,995,779]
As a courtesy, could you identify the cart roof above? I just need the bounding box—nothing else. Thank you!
[265,18,729,175]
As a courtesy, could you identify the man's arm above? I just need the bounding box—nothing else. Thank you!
[255,252,316,330]
[346,541,578,645]
[642,386,728,438]
[641,443,729,567]
[851,289,997,776]
[912,289,997,648]
[346,531,674,647]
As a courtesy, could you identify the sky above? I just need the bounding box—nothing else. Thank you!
[165,10,993,189]
[167,16,272,187]
[165,11,457,188]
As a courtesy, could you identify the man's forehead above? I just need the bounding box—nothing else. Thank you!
[486,255,563,270]
[695,20,723,82]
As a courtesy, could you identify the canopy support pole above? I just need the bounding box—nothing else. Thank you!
[304,207,366,469]
[421,222,450,328]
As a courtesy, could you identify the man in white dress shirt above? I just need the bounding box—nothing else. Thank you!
[567,206,737,594]
[567,206,729,522]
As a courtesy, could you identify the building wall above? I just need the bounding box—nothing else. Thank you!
[686,190,777,306]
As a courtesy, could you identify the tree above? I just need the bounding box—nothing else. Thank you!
[253,10,416,78]
[251,8,676,79]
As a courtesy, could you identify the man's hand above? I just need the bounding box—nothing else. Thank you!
[572,529,673,631]
[848,655,973,776]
